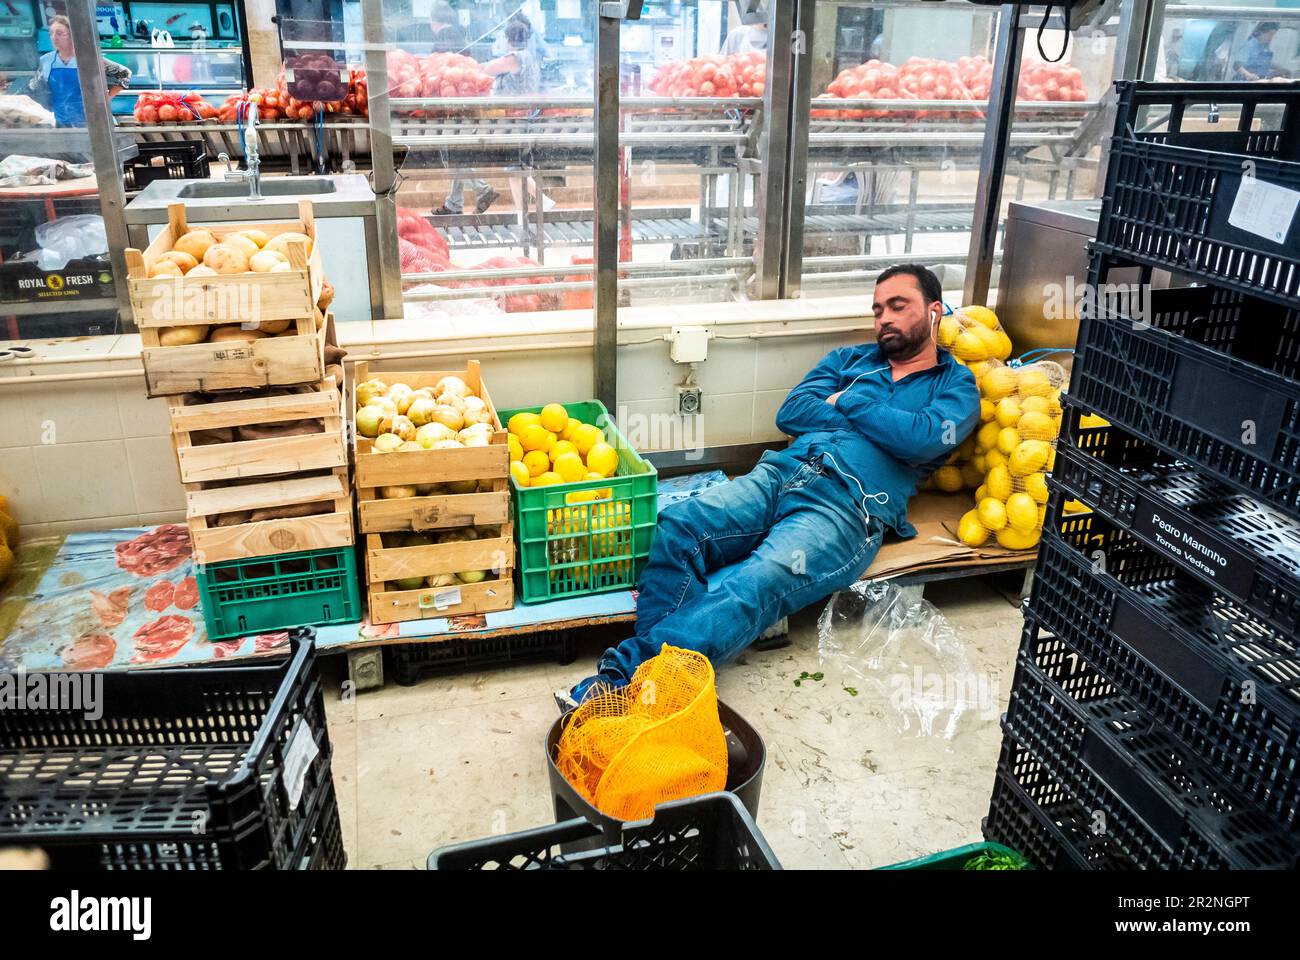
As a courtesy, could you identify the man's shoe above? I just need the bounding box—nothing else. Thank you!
[432,204,460,216]
[474,188,500,214]
[553,688,578,715]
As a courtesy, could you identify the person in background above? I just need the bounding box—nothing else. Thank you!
[27,15,130,127]
[1190,20,1236,81]
[1160,27,1185,80]
[1234,21,1291,80]
[721,17,769,56]
[561,264,980,706]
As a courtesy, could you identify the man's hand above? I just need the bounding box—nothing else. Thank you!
[826,391,843,406]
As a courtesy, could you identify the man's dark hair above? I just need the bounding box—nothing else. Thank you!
[1252,21,1280,38]
[505,15,532,47]
[875,263,942,304]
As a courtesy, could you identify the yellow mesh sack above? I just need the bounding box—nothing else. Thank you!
[555,644,728,821]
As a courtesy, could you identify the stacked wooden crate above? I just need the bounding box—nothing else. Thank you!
[128,201,357,637]
[352,360,514,624]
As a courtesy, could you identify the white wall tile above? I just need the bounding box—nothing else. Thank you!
[0,446,44,523]
[753,388,792,441]
[0,389,38,447]
[754,333,867,392]
[615,341,676,403]
[19,381,124,445]
[139,510,186,525]
[695,391,757,447]
[32,440,135,522]
[694,338,757,398]
[17,522,51,540]
[615,392,755,451]
[126,436,187,514]
[48,514,141,535]
[115,385,172,439]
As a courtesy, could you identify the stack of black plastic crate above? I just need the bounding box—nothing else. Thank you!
[983,80,1300,869]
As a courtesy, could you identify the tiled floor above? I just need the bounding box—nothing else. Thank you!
[321,575,1025,869]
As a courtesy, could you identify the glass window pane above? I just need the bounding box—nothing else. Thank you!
[1153,3,1298,82]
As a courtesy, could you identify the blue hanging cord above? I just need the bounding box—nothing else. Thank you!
[1009,347,1075,367]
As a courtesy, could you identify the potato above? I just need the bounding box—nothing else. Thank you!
[223,234,260,260]
[208,325,267,343]
[173,229,216,261]
[255,318,292,334]
[149,260,184,279]
[231,229,269,249]
[158,325,209,346]
[202,243,249,275]
[186,264,219,278]
[249,250,289,273]
[159,250,198,273]
[264,231,312,258]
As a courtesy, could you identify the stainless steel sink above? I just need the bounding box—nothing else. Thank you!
[177,178,339,199]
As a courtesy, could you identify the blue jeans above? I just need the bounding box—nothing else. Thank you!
[581,450,886,694]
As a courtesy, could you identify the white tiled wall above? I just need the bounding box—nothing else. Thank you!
[0,307,870,536]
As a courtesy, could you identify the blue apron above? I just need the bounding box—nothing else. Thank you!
[48,59,86,127]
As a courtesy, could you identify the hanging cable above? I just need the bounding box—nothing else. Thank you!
[1038,3,1072,63]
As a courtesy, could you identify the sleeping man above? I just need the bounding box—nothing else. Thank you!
[565,263,981,704]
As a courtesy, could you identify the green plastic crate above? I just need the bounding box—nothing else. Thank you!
[196,546,363,641]
[878,841,1031,870]
[499,400,657,604]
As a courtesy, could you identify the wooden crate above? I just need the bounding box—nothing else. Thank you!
[352,360,510,535]
[169,374,352,565]
[128,202,328,397]
[364,526,515,624]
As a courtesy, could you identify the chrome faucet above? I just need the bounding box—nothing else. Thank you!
[220,100,262,200]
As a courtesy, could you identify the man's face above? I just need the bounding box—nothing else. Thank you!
[872,274,938,360]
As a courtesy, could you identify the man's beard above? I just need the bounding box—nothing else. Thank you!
[878,325,929,360]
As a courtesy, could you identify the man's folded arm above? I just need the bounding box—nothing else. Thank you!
[833,376,980,466]
[775,349,856,436]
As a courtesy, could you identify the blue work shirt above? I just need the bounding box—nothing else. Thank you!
[775,343,980,538]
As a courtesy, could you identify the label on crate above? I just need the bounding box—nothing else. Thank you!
[1131,492,1255,598]
[282,718,321,812]
[420,586,462,611]
[1228,176,1299,244]
[1110,593,1224,712]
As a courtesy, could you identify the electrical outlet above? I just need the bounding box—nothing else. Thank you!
[677,386,702,415]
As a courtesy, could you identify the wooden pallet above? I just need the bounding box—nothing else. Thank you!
[364,526,515,624]
[169,374,352,565]
[128,202,327,397]
[352,359,510,534]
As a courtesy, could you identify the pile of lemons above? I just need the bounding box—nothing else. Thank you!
[938,305,1014,364]
[507,403,621,490]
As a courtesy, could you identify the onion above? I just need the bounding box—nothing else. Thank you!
[380,484,419,499]
[386,384,415,414]
[430,405,464,431]
[355,379,388,407]
[434,375,471,399]
[436,392,467,413]
[372,433,404,453]
[406,397,436,427]
[389,415,416,441]
[415,422,457,447]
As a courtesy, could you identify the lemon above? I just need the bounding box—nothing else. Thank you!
[960,462,984,489]
[519,424,550,452]
[523,450,550,478]
[1016,367,1052,398]
[1039,504,1048,527]
[990,330,1013,361]
[1009,439,1051,477]
[984,448,1008,471]
[554,451,586,483]
[532,471,563,487]
[958,509,990,547]
[549,439,578,464]
[971,324,1003,358]
[980,366,1018,401]
[561,417,583,442]
[976,421,1001,453]
[1018,411,1058,442]
[946,449,962,465]
[510,460,531,487]
[507,434,523,462]
[979,399,996,423]
[967,360,992,382]
[959,305,1000,329]
[996,427,1020,456]
[995,397,1022,428]
[1079,412,1109,429]
[933,464,964,492]
[574,423,604,457]
[1005,492,1040,532]
[540,402,569,433]
[508,411,541,436]
[586,441,619,478]
[1064,498,1089,514]
[937,315,960,347]
[1025,472,1050,504]
[540,431,557,455]
[585,472,605,482]
[1019,395,1050,417]
[996,525,1040,551]
[958,435,977,459]
[972,454,987,473]
[975,483,988,502]
[977,497,1008,531]
[986,464,1013,500]
[952,330,989,363]
[1046,391,1064,418]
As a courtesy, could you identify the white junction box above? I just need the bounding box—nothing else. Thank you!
[669,325,711,363]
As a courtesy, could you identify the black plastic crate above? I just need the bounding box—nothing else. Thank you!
[0,633,338,870]
[300,790,347,870]
[1110,80,1300,156]
[1072,277,1300,521]
[1002,651,1298,869]
[123,140,210,191]
[984,747,1136,870]
[1096,82,1300,306]
[1054,399,1300,638]
[428,792,780,870]
[388,629,576,686]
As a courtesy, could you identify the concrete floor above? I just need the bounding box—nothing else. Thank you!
[320,575,1026,869]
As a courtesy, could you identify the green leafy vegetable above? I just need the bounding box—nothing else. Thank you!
[964,849,1029,871]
